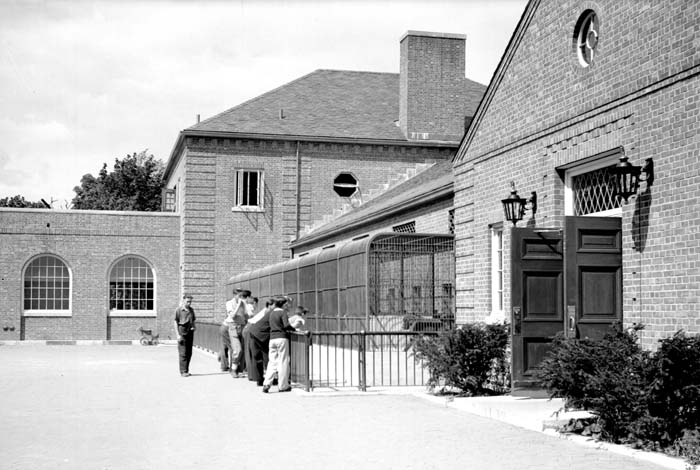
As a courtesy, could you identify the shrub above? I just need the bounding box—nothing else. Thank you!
[674,429,700,467]
[649,331,700,443]
[537,324,654,442]
[413,322,509,396]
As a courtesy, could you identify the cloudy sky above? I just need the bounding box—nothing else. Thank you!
[0,0,526,208]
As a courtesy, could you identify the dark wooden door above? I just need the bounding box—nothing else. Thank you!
[565,216,622,340]
[511,228,564,389]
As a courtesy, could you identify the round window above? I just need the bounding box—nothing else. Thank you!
[333,173,358,198]
[574,10,599,67]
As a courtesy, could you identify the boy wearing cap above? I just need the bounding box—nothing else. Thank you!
[174,293,196,377]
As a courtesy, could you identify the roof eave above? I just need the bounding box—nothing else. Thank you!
[290,181,454,250]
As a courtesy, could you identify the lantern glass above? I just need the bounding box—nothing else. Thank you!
[502,192,526,225]
[611,156,642,202]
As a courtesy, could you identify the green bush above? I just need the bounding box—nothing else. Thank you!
[649,331,700,443]
[537,324,653,442]
[414,322,509,396]
[538,324,700,466]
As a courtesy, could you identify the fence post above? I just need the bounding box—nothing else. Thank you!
[304,331,312,392]
[359,330,367,392]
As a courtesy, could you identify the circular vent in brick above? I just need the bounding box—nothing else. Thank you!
[574,10,599,67]
[333,173,358,197]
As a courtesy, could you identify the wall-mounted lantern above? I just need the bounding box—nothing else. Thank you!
[501,182,537,226]
[610,155,654,202]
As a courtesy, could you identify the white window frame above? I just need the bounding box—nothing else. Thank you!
[233,169,264,212]
[22,254,72,317]
[490,225,504,320]
[108,256,157,318]
[564,154,622,217]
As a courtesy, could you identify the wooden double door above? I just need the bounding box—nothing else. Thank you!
[510,216,622,391]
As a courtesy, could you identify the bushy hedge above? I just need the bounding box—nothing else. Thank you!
[537,324,700,464]
[414,323,509,396]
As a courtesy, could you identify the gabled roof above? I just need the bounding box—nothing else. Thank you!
[291,160,453,249]
[454,0,538,163]
[189,69,485,141]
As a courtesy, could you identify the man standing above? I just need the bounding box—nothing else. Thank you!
[174,293,196,377]
[226,289,252,377]
[219,288,241,372]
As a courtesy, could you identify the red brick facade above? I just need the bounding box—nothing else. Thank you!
[0,209,179,341]
[177,137,455,321]
[453,0,700,348]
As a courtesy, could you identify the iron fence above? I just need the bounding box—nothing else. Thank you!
[290,330,437,391]
[193,321,438,392]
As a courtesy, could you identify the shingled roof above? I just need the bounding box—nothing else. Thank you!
[188,69,485,141]
[291,159,454,249]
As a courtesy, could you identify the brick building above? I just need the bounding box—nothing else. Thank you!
[0,31,484,340]
[163,31,485,322]
[452,0,700,389]
[0,209,179,341]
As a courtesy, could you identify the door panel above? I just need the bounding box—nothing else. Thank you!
[511,228,564,389]
[565,217,622,341]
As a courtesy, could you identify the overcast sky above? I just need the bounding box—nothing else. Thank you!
[0,0,526,208]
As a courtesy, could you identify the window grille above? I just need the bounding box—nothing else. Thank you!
[109,257,154,311]
[392,221,416,233]
[235,170,263,207]
[23,255,71,311]
[572,165,621,215]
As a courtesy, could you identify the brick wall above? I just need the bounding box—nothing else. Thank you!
[178,137,453,322]
[453,0,700,348]
[0,209,180,341]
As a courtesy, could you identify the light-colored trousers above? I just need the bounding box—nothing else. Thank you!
[228,324,243,372]
[264,338,290,389]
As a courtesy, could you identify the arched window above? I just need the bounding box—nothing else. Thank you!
[23,255,71,315]
[109,257,155,315]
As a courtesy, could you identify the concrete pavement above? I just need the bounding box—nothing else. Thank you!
[0,344,687,470]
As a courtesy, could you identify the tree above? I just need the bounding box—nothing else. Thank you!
[72,150,165,211]
[0,195,47,208]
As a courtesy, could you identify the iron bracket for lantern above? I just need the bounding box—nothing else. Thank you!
[501,182,537,226]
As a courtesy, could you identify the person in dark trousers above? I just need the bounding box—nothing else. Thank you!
[262,296,296,393]
[248,298,274,386]
[174,293,196,377]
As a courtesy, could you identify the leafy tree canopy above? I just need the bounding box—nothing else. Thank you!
[72,150,165,211]
[0,195,47,208]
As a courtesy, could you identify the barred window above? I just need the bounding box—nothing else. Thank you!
[23,255,71,313]
[572,165,621,215]
[109,257,155,314]
[393,221,416,233]
[235,169,263,208]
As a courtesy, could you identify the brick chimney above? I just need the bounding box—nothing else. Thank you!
[399,31,467,142]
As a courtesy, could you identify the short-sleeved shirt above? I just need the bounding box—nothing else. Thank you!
[175,305,196,334]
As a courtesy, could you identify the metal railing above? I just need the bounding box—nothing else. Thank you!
[194,321,438,392]
[290,330,436,392]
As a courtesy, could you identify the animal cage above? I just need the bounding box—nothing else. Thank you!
[226,233,455,332]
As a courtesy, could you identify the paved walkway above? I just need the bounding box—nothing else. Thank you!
[0,344,681,470]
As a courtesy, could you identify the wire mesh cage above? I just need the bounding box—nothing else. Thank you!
[368,234,455,331]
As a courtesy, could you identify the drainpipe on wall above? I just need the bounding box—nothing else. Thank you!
[295,141,301,239]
